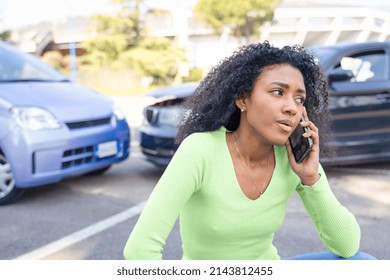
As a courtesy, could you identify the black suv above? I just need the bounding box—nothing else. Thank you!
[139,41,390,167]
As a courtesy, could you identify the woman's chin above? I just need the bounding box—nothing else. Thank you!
[269,135,289,146]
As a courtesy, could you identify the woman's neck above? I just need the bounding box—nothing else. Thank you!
[231,129,273,167]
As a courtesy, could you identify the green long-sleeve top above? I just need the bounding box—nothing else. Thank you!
[123,127,360,260]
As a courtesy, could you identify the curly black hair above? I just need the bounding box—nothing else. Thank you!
[176,41,333,157]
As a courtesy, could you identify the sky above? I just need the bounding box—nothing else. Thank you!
[0,0,115,31]
[0,0,200,31]
[1,0,389,32]
[284,0,390,10]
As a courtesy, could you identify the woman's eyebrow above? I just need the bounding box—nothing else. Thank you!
[270,81,306,94]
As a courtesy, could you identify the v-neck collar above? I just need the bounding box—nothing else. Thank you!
[221,126,279,202]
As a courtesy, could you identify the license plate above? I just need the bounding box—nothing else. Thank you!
[95,141,118,159]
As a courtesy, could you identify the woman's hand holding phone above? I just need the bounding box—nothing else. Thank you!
[286,107,321,186]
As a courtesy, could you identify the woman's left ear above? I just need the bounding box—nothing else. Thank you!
[235,96,247,112]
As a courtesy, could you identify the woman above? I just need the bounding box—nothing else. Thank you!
[123,41,375,260]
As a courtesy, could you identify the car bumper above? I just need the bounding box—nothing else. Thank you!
[139,126,177,167]
[2,119,130,188]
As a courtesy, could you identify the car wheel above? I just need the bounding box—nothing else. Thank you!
[83,165,112,176]
[0,152,25,205]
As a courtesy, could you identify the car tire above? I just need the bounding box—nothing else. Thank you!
[0,152,25,205]
[83,165,112,176]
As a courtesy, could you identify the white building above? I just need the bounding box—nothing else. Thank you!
[260,5,390,47]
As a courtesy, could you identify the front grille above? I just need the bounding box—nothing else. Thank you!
[140,133,177,150]
[66,117,111,130]
[61,146,94,169]
[60,139,129,169]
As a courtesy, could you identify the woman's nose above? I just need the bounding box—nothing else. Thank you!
[282,97,298,116]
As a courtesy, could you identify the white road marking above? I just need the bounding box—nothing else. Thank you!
[14,201,146,260]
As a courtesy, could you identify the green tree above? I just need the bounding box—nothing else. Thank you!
[0,30,11,41]
[80,0,186,86]
[81,0,143,66]
[194,0,281,44]
[122,37,186,85]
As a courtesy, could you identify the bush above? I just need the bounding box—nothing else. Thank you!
[183,68,204,82]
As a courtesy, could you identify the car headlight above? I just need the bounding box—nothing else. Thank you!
[10,106,62,130]
[158,106,182,127]
[113,103,126,121]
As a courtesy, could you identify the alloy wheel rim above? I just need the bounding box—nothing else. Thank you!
[0,154,15,199]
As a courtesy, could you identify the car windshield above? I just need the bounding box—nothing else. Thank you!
[0,42,69,83]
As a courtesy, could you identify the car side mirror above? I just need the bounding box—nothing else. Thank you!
[328,69,354,83]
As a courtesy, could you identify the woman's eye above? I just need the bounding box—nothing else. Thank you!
[295,96,305,104]
[271,89,283,96]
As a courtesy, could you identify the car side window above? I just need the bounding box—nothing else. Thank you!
[333,51,388,82]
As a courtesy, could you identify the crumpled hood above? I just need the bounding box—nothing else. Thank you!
[0,81,114,122]
[146,82,198,99]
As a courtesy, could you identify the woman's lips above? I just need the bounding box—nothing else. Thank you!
[276,120,293,132]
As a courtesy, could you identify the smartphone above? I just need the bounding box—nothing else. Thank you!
[289,116,313,163]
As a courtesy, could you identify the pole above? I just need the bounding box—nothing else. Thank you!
[68,15,77,81]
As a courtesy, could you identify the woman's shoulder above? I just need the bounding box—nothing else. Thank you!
[273,145,296,175]
[172,127,226,169]
[181,127,227,149]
